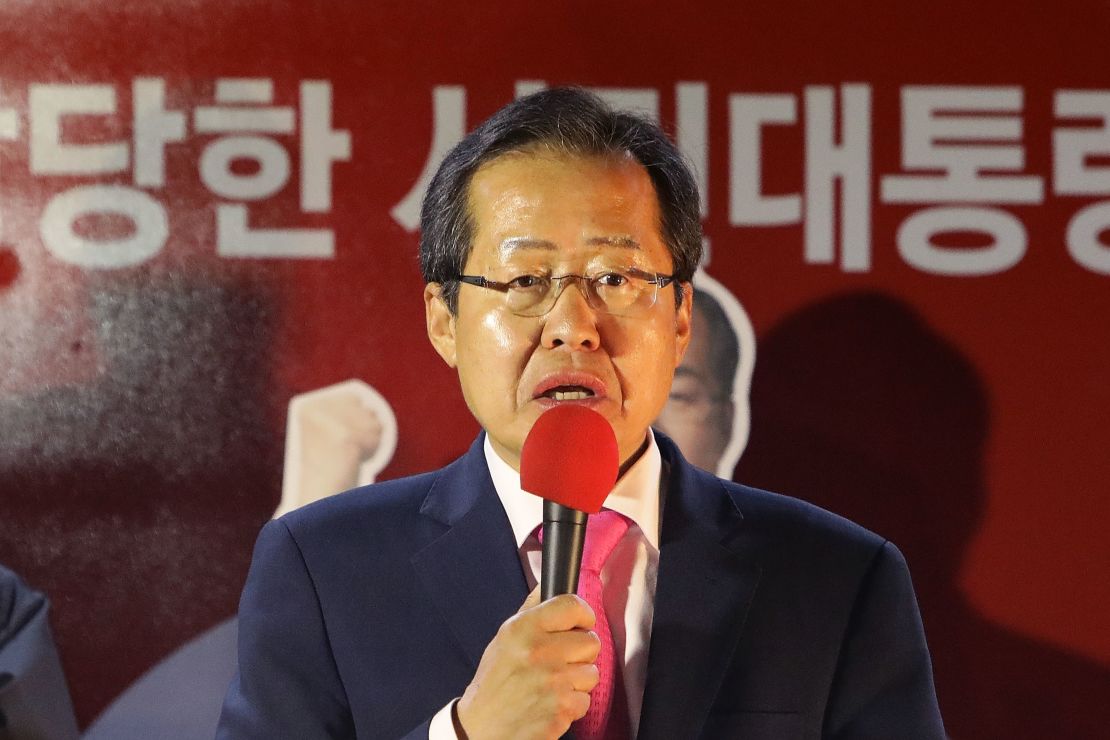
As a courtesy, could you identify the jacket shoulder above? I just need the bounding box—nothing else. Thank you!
[284,469,440,526]
[728,478,883,545]
[711,474,892,578]
[274,468,450,564]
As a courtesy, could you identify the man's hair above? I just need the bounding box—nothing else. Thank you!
[419,87,703,312]
[693,287,740,398]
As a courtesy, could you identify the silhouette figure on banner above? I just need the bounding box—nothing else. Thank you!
[736,291,1110,740]
[83,380,398,739]
[0,280,283,729]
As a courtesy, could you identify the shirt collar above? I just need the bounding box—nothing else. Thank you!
[483,430,662,551]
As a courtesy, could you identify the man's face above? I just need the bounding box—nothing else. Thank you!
[654,302,735,473]
[425,150,693,470]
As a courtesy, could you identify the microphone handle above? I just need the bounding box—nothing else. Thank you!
[541,501,588,601]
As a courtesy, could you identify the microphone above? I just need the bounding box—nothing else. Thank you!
[520,405,619,601]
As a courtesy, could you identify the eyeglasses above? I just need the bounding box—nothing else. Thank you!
[453,266,677,318]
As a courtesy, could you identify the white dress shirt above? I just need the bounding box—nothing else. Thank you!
[429,431,663,739]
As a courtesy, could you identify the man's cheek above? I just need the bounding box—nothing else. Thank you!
[480,311,522,353]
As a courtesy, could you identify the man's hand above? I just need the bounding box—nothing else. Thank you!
[456,587,601,740]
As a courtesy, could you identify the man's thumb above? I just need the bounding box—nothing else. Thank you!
[519,584,542,612]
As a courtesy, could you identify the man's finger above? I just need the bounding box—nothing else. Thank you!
[532,593,595,632]
[543,628,602,664]
[566,662,601,693]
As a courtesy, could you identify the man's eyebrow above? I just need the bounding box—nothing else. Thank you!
[498,235,641,255]
[498,237,557,256]
[586,235,641,249]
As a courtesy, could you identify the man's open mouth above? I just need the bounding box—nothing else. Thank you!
[540,385,596,401]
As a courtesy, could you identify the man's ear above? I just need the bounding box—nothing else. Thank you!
[674,281,694,367]
[424,283,458,368]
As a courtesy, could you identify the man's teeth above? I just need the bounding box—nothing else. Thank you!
[543,386,595,400]
[551,390,591,400]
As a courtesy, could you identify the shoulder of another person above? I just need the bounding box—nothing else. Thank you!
[1,565,46,644]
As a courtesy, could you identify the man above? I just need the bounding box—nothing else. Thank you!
[218,88,944,739]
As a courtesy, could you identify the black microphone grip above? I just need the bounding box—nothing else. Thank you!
[541,500,589,601]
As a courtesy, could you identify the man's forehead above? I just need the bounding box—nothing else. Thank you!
[463,149,670,270]
[467,149,657,215]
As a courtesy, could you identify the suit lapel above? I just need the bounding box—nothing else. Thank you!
[637,437,763,740]
[411,436,530,669]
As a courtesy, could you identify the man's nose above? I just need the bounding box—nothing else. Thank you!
[540,278,600,350]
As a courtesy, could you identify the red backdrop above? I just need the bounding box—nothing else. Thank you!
[0,2,1107,737]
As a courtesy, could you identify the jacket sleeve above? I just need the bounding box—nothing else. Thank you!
[217,519,356,739]
[823,541,947,739]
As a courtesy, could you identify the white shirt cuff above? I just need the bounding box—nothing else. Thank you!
[428,698,461,740]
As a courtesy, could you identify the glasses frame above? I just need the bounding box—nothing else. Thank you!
[453,266,678,317]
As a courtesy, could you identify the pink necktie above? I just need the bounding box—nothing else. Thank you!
[569,510,631,740]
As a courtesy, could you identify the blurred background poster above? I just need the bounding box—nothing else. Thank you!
[0,2,1107,737]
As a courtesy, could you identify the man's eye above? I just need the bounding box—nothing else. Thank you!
[596,272,629,287]
[507,274,545,289]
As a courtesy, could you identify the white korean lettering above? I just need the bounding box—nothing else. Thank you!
[0,98,17,140]
[300,81,351,213]
[1054,90,1110,195]
[30,84,128,174]
[200,136,290,200]
[132,78,186,188]
[515,80,546,98]
[1065,202,1110,274]
[390,85,466,232]
[677,81,709,218]
[40,185,167,268]
[729,93,800,226]
[897,206,1025,275]
[216,204,334,259]
[882,86,1043,204]
[0,87,18,243]
[215,78,274,104]
[805,84,872,271]
[194,76,294,134]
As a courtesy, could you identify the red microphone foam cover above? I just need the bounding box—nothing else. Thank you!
[520,405,619,513]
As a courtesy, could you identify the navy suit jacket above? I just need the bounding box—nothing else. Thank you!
[218,433,944,739]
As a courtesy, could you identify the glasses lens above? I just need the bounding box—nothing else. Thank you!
[591,270,658,316]
[504,275,552,315]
